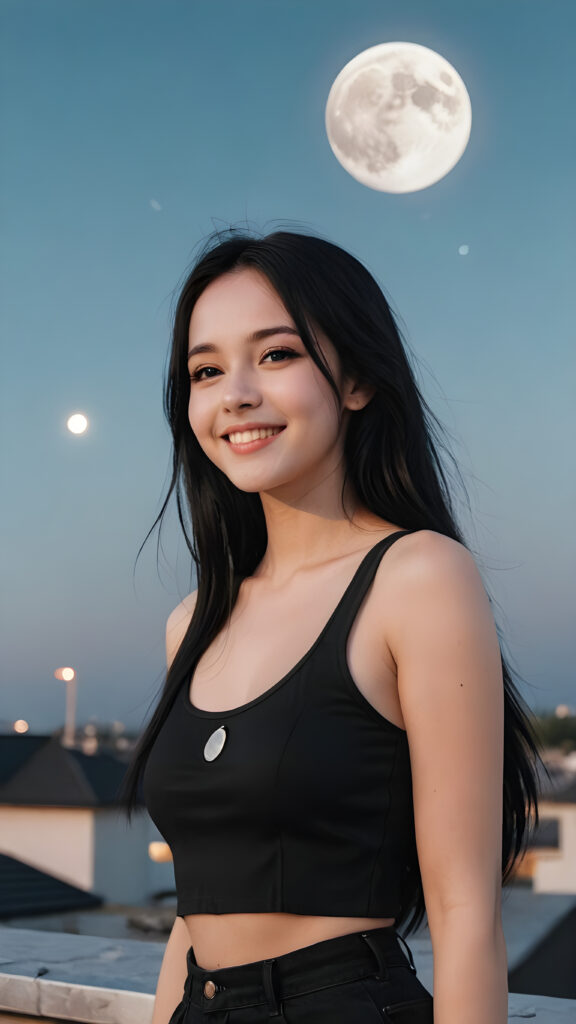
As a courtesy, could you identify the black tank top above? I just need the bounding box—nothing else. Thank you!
[143,529,418,918]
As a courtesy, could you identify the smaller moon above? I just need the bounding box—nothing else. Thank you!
[458,244,470,255]
[67,413,88,434]
[325,41,472,193]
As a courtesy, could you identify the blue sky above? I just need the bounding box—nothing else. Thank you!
[1,0,574,735]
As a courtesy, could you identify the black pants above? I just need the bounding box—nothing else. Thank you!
[169,925,433,1023]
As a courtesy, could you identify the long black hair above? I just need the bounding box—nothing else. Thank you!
[118,225,547,937]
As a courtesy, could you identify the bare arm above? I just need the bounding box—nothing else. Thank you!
[151,915,193,1024]
[387,531,508,1024]
[150,591,198,1024]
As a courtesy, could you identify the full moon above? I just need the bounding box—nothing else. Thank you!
[66,413,88,434]
[325,42,472,193]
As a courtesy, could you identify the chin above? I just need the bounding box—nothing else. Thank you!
[220,467,293,495]
[227,477,281,495]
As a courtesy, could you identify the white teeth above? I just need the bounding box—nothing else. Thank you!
[228,427,283,444]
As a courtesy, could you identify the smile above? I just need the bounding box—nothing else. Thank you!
[224,426,285,453]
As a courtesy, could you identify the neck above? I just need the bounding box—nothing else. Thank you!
[253,477,385,585]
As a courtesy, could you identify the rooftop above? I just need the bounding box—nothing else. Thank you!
[0,885,574,1023]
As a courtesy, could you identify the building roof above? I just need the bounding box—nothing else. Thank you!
[529,815,559,848]
[0,735,49,785]
[534,756,576,806]
[0,734,140,807]
[0,851,103,918]
[543,774,576,805]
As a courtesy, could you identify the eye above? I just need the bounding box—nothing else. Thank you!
[262,347,300,365]
[189,365,219,382]
[189,347,299,382]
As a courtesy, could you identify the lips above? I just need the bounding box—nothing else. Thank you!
[220,423,282,440]
[223,426,286,441]
[223,426,286,454]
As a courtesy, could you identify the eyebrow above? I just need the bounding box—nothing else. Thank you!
[187,325,301,361]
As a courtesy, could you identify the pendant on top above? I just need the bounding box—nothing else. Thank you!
[203,725,227,762]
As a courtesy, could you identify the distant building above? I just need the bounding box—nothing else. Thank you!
[532,771,576,895]
[0,734,174,917]
[515,755,576,895]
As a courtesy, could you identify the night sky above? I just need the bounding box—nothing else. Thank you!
[1,0,574,735]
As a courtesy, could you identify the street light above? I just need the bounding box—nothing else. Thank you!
[54,666,77,747]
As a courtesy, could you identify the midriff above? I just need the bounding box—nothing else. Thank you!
[182,912,396,970]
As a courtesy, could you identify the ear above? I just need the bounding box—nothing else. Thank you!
[341,375,376,412]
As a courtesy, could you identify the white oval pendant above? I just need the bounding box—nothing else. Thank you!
[203,725,227,762]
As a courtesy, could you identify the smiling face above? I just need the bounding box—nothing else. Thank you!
[187,267,369,501]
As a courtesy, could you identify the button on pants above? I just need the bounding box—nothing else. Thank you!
[168,925,433,1023]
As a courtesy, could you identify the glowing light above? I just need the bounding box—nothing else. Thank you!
[67,413,88,434]
[149,841,173,863]
[458,244,470,256]
[54,666,76,681]
[13,719,29,733]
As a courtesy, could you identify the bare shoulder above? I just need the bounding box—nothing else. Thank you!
[385,527,478,577]
[166,590,198,669]
[380,528,482,596]
[377,529,491,653]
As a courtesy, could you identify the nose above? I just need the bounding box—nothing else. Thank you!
[222,367,262,412]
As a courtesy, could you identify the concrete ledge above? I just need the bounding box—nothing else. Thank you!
[0,928,160,1023]
[0,927,164,995]
[0,975,153,1024]
[1,971,576,1024]
[1,925,575,1023]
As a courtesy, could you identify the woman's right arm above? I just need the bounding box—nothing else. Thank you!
[151,915,193,1024]
[150,591,198,1024]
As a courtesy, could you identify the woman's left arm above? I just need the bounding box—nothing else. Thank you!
[388,530,508,1024]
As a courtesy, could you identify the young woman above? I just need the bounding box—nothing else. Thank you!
[120,227,544,1024]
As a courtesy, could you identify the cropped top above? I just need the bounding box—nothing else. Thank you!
[142,529,419,918]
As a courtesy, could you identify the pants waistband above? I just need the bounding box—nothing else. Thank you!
[183,925,417,1015]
